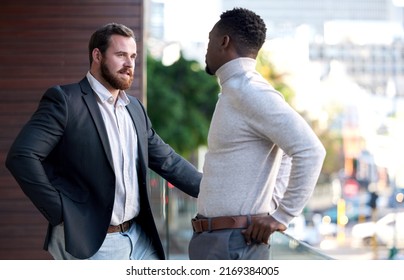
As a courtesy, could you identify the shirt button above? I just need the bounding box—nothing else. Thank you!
[108,97,114,104]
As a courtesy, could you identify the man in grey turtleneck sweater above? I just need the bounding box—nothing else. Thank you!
[189,8,326,260]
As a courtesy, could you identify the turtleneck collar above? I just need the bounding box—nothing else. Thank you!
[215,57,257,85]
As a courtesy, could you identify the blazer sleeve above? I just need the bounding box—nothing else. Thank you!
[132,99,202,198]
[6,86,66,225]
[148,128,202,198]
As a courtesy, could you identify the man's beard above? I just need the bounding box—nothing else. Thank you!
[101,60,134,90]
[205,60,215,76]
[205,64,214,76]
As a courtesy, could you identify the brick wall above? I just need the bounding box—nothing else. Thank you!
[0,0,145,259]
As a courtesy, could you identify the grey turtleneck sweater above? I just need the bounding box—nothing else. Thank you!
[197,57,326,226]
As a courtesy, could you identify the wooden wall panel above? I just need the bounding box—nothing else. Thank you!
[0,0,145,259]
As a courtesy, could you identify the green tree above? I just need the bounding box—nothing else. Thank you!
[146,54,219,158]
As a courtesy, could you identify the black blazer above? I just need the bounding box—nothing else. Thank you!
[6,77,201,259]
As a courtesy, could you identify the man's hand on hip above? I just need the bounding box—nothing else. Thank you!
[241,215,287,245]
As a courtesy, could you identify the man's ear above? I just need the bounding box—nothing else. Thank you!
[221,35,231,48]
[92,48,102,63]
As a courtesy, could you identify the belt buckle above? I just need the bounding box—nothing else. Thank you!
[192,217,203,233]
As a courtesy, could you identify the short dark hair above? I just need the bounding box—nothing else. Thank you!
[217,7,267,56]
[88,23,135,65]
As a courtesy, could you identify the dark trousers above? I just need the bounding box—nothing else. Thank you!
[188,228,270,260]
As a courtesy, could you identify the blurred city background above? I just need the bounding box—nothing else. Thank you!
[145,0,404,260]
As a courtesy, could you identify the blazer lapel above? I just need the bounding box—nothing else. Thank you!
[126,101,148,178]
[79,78,114,170]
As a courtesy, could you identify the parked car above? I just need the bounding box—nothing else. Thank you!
[351,211,404,248]
[285,215,321,246]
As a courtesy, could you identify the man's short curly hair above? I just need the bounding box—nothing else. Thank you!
[217,7,267,56]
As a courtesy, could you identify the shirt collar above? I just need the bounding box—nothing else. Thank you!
[215,57,257,85]
[86,71,130,106]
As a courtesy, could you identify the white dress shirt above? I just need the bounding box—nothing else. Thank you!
[86,72,139,225]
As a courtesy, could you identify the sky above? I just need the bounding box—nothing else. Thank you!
[162,0,221,43]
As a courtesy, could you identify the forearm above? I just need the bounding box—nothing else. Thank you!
[6,152,63,225]
[149,147,201,198]
[273,142,325,226]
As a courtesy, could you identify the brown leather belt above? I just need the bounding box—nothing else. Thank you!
[107,220,133,233]
[191,214,269,233]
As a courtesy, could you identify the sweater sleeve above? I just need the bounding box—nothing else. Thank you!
[244,82,326,226]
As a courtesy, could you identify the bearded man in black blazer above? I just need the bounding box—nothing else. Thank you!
[6,23,201,260]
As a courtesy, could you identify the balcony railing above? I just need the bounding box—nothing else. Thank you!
[148,172,333,260]
[269,231,333,260]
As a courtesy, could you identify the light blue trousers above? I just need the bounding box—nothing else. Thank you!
[48,222,160,260]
